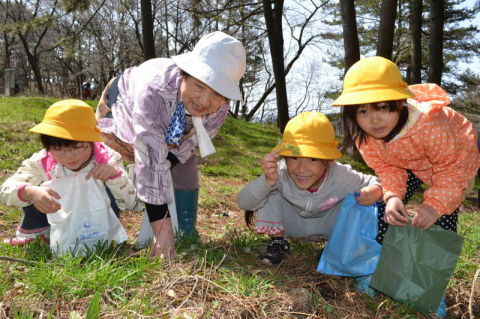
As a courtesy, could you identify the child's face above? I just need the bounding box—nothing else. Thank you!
[49,142,93,171]
[355,102,400,139]
[180,75,228,117]
[285,157,327,191]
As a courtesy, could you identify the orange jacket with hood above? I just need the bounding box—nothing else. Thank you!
[358,83,479,216]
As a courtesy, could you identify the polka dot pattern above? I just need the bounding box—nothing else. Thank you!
[165,102,186,146]
[358,84,480,216]
[375,171,458,244]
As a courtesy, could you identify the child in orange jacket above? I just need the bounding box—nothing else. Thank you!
[333,56,479,317]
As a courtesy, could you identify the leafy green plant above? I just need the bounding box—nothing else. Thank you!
[273,140,300,156]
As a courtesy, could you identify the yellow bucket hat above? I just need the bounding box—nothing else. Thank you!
[332,56,414,106]
[30,99,102,142]
[273,112,342,160]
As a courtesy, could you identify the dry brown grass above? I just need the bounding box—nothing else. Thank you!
[0,175,478,318]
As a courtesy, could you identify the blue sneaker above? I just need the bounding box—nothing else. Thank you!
[434,297,447,318]
[354,275,376,298]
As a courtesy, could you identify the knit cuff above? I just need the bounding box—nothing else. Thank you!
[254,225,285,236]
[383,191,401,203]
[18,184,31,203]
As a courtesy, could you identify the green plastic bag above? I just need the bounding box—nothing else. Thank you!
[370,223,464,314]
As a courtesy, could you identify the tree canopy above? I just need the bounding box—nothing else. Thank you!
[1,0,479,125]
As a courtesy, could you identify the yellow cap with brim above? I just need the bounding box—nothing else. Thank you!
[272,112,342,160]
[332,56,414,106]
[30,99,102,142]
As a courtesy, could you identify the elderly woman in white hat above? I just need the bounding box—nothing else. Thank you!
[96,31,246,260]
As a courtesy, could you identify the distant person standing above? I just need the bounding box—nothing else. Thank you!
[82,82,91,100]
[96,31,247,260]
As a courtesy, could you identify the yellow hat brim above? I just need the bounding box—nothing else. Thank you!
[332,85,414,106]
[273,142,342,160]
[30,121,103,142]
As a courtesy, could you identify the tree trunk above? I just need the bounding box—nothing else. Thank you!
[2,6,13,70]
[2,33,12,68]
[376,0,397,59]
[263,0,289,132]
[141,0,156,60]
[29,55,44,94]
[339,0,360,72]
[18,36,44,94]
[427,0,444,85]
[409,0,422,84]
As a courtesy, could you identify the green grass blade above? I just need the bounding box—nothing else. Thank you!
[86,291,101,319]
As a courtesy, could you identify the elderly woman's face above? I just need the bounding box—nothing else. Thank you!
[180,75,228,116]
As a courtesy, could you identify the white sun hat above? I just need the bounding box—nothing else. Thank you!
[172,31,246,101]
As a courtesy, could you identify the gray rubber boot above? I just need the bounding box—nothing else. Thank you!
[174,189,199,238]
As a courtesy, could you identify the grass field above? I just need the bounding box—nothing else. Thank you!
[0,96,478,318]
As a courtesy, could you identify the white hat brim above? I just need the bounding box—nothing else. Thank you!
[172,53,242,101]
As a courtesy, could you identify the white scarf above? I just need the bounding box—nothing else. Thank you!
[191,115,216,158]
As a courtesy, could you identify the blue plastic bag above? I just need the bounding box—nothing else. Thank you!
[317,194,381,276]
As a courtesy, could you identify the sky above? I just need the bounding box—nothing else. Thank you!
[459,0,480,67]
[276,0,480,118]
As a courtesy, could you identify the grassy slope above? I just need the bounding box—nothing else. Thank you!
[0,97,478,318]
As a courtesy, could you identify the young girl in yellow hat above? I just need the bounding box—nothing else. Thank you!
[0,100,138,245]
[237,112,383,266]
[335,56,479,238]
[333,56,480,317]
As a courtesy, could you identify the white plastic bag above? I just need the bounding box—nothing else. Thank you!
[44,173,128,256]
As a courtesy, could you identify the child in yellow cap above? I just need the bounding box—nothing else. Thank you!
[237,112,383,266]
[334,56,479,236]
[0,100,138,245]
[333,56,480,317]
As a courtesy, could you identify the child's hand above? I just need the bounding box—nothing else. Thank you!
[261,152,279,186]
[384,196,410,226]
[23,186,61,214]
[86,164,119,182]
[411,204,439,230]
[355,185,383,206]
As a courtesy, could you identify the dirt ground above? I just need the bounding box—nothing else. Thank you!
[0,207,247,246]
[1,189,477,243]
[117,206,246,243]
[0,189,478,318]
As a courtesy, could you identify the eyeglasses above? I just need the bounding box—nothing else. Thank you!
[49,143,90,156]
